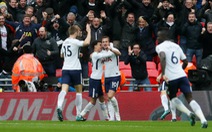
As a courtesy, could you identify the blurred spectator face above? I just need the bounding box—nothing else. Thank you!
[207,23,212,34]
[39,27,47,39]
[185,0,193,9]
[102,37,110,50]
[142,0,151,6]
[188,13,196,23]
[53,21,59,30]
[127,13,135,25]
[66,13,76,25]
[162,0,169,9]
[192,0,197,5]
[19,0,26,8]
[23,16,31,26]
[0,15,5,26]
[92,18,100,28]
[88,12,94,22]
[166,14,174,23]
[9,0,17,8]
[25,7,34,16]
[36,0,43,6]
[0,6,7,15]
[132,44,141,56]
[138,17,147,27]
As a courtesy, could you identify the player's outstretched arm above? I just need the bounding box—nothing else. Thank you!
[159,51,166,76]
[83,24,91,46]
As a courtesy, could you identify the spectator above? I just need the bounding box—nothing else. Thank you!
[0,1,14,21]
[103,0,131,49]
[5,13,47,46]
[135,16,156,61]
[17,6,38,23]
[6,0,17,21]
[0,13,14,73]
[45,14,69,43]
[151,0,176,36]
[80,0,103,17]
[48,0,75,18]
[124,43,152,92]
[1,34,26,75]
[32,0,46,23]
[128,0,155,21]
[11,43,45,92]
[177,0,197,53]
[119,12,137,61]
[66,12,78,26]
[158,12,180,43]
[69,5,82,22]
[16,0,27,22]
[182,12,203,67]
[32,26,59,77]
[198,0,212,24]
[45,14,69,69]
[199,22,212,59]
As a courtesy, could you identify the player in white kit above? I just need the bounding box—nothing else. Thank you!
[101,36,121,121]
[76,40,114,121]
[56,24,91,121]
[156,28,208,128]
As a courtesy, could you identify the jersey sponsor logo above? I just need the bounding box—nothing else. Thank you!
[24,32,32,37]
[101,57,112,63]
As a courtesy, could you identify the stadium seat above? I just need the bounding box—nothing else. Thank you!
[146,61,157,70]
[88,62,92,77]
[148,69,159,91]
[192,56,196,67]
[119,61,131,70]
[121,69,132,78]
[56,69,62,77]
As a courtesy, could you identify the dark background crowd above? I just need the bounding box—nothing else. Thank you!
[0,0,212,84]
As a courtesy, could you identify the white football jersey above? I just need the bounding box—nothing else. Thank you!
[156,40,187,81]
[101,49,120,78]
[61,38,83,70]
[90,51,113,79]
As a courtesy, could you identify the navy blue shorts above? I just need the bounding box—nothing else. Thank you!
[105,76,121,93]
[168,77,192,99]
[158,81,168,91]
[61,70,82,85]
[89,78,103,98]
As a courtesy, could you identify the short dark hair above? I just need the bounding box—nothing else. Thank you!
[132,43,141,49]
[23,43,32,53]
[91,40,101,49]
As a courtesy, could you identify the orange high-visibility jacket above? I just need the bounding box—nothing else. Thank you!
[12,54,45,92]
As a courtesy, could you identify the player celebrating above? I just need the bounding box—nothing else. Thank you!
[156,28,208,128]
[56,24,91,121]
[101,36,121,121]
[76,40,113,121]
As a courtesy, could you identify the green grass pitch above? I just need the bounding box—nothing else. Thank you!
[0,121,211,132]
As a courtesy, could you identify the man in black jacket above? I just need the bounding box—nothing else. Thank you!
[32,26,59,77]
[124,43,151,91]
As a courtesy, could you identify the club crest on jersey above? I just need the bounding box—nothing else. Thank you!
[101,57,112,63]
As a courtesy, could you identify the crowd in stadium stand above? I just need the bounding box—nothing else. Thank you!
[0,0,212,91]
